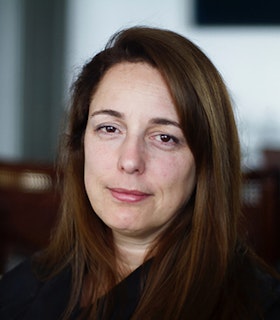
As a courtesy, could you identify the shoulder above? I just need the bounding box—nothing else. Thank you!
[257,268,280,319]
[0,260,41,312]
[0,259,72,319]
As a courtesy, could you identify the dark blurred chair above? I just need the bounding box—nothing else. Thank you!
[263,148,280,171]
[0,161,60,273]
[242,168,280,265]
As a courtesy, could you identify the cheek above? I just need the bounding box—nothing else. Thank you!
[84,140,101,187]
[84,138,111,171]
[154,155,196,193]
[153,156,182,180]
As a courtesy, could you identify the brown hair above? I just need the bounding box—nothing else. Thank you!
[40,27,259,319]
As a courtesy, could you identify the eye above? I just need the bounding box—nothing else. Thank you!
[160,134,174,143]
[96,125,119,134]
[155,134,179,145]
[104,125,117,133]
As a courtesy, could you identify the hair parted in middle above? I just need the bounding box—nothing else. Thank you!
[42,26,253,319]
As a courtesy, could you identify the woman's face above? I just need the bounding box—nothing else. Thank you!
[84,62,196,241]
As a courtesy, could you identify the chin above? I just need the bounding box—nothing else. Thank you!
[110,222,145,236]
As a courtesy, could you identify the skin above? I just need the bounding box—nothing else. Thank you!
[84,62,196,270]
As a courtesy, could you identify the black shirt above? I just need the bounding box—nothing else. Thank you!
[0,259,148,319]
[0,259,280,319]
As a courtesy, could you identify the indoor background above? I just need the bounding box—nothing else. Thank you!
[0,0,280,168]
[0,0,279,272]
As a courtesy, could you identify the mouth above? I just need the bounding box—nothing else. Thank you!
[108,187,152,203]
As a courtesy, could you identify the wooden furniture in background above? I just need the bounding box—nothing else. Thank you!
[263,148,280,170]
[0,161,60,273]
[242,169,280,265]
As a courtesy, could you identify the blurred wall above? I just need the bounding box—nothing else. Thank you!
[1,0,279,168]
[0,1,22,159]
[65,0,280,169]
[0,0,66,162]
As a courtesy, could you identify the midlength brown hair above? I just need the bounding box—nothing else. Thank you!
[40,27,259,319]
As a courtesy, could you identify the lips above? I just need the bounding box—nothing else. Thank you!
[108,188,151,203]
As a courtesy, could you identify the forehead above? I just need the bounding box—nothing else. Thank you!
[90,62,179,119]
[95,62,168,94]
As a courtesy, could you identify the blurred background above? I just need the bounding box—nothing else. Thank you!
[0,0,279,272]
[1,0,280,166]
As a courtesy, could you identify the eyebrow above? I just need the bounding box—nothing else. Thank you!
[90,109,123,118]
[90,109,181,128]
[150,118,181,128]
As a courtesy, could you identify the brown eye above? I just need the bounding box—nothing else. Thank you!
[160,134,172,142]
[105,126,117,133]
[96,125,118,133]
[159,134,179,144]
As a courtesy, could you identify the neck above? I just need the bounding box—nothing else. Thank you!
[113,231,156,275]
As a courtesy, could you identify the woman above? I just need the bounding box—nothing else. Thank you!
[0,26,279,319]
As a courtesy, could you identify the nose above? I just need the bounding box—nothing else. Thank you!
[117,135,145,174]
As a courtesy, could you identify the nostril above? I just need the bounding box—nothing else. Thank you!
[118,149,145,175]
[117,136,146,174]
[119,157,144,174]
